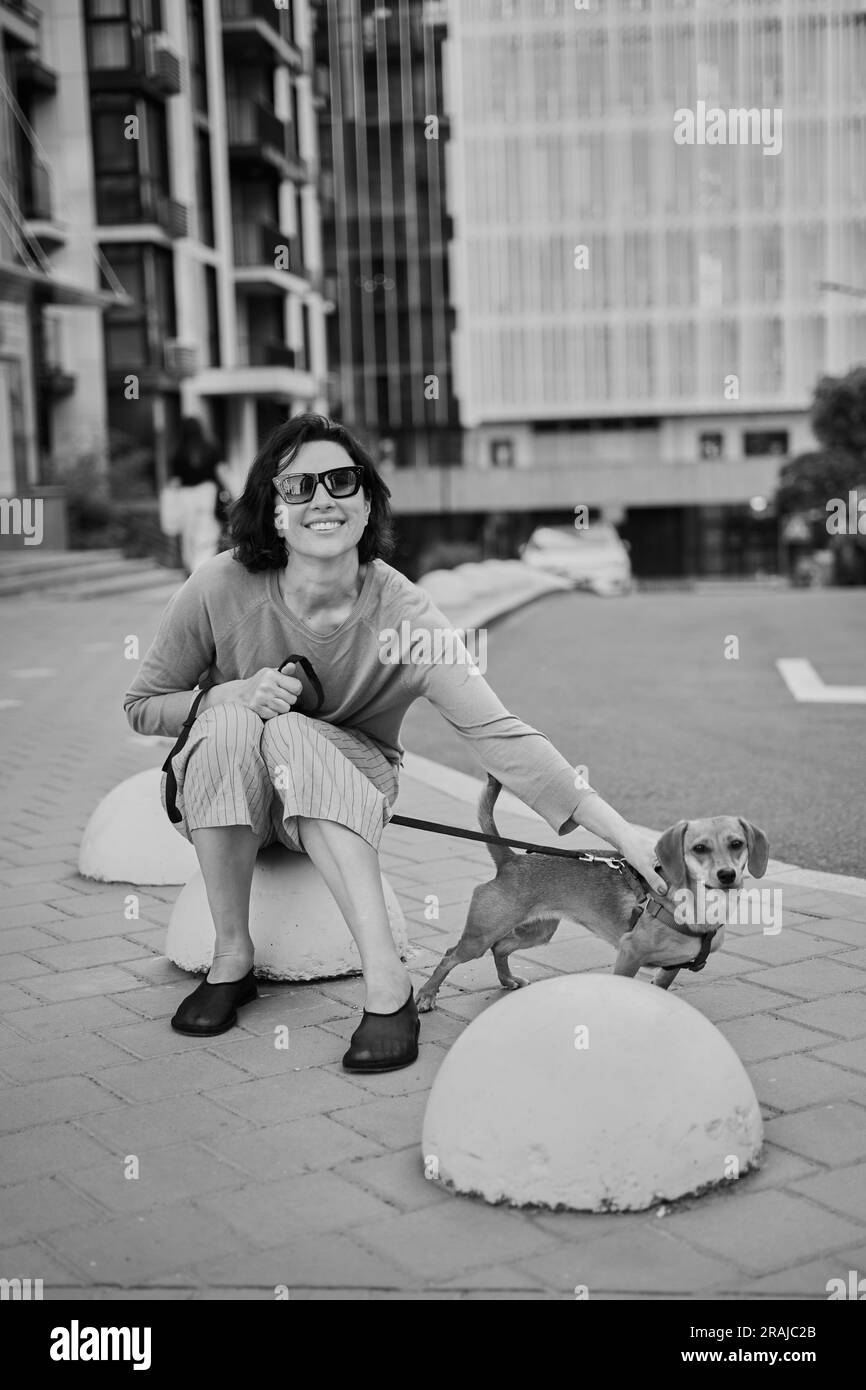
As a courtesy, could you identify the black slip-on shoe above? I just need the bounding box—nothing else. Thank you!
[171,968,257,1036]
[341,987,420,1073]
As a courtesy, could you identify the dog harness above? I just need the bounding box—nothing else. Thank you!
[621,870,716,973]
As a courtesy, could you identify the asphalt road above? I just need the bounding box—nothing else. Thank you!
[400,586,866,878]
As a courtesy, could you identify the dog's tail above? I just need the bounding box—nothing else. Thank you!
[478,775,517,870]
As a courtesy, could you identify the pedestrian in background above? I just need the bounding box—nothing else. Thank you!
[162,416,231,575]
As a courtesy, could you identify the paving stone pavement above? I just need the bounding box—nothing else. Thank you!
[1,590,865,1300]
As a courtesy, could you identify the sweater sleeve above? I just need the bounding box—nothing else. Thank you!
[397,586,596,835]
[123,570,217,737]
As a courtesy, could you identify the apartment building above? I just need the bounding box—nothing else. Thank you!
[0,0,116,544]
[0,0,327,542]
[310,0,460,475]
[87,0,327,496]
[436,0,866,576]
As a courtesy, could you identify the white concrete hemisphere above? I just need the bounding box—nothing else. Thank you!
[165,844,408,980]
[78,768,198,885]
[421,975,762,1211]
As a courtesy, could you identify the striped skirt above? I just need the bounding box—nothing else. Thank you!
[161,701,400,853]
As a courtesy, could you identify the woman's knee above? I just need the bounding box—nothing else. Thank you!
[259,712,315,771]
[192,701,265,760]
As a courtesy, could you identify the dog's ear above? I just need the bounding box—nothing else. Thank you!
[738,819,769,878]
[653,821,689,889]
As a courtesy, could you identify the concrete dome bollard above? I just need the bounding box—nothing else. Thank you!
[165,843,409,981]
[421,975,762,1211]
[79,768,198,886]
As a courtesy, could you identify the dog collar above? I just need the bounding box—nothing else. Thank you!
[624,874,716,973]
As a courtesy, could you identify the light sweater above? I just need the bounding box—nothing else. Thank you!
[123,551,595,836]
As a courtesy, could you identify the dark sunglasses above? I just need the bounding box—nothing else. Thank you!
[273,464,365,505]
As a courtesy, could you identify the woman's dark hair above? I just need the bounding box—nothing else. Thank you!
[229,413,395,571]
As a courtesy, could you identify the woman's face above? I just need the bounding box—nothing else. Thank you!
[273,439,370,562]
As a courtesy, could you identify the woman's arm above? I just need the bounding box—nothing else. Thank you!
[123,573,217,737]
[401,590,669,895]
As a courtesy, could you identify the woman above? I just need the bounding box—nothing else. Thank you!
[125,414,668,1073]
[165,416,231,575]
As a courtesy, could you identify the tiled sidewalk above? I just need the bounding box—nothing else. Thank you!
[1,593,865,1298]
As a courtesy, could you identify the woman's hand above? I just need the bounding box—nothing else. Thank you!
[236,665,303,719]
[570,792,669,897]
[616,827,669,898]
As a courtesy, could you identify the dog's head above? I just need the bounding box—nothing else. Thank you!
[654,817,769,890]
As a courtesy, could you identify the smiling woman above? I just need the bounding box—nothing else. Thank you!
[123,413,668,1074]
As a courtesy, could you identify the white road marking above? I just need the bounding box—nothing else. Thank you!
[776,658,866,705]
[10,668,56,678]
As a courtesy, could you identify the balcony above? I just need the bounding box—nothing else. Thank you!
[87,25,182,98]
[220,0,303,71]
[15,47,57,95]
[244,340,299,369]
[38,313,75,396]
[226,98,306,181]
[233,220,308,286]
[1,0,40,47]
[22,160,67,250]
[96,176,189,238]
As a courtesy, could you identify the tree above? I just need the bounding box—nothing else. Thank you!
[775,367,866,514]
[812,365,866,457]
[776,448,863,516]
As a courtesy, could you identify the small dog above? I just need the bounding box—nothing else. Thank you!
[415,777,769,1012]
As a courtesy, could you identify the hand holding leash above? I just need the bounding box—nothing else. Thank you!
[236,665,302,719]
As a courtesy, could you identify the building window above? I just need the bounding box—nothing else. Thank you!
[743,430,789,457]
[195,128,214,244]
[204,264,220,367]
[490,438,514,467]
[101,243,176,368]
[187,0,208,113]
[699,432,724,460]
[92,97,170,223]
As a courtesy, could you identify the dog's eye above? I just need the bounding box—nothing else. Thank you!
[691,844,710,855]
[729,839,745,851]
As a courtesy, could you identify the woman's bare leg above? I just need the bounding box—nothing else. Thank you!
[190,825,259,983]
[296,816,411,1013]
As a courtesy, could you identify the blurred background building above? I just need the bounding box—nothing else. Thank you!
[2,0,864,578]
[436,0,866,577]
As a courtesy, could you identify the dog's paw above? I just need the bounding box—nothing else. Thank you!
[502,975,529,991]
[416,993,435,1013]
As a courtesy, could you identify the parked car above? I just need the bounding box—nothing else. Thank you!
[519,522,633,596]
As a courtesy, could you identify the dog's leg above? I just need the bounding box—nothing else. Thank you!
[492,919,560,991]
[416,881,522,1012]
[415,941,479,1012]
[653,966,681,990]
[612,934,642,979]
